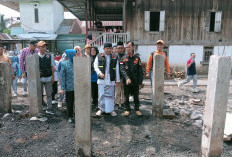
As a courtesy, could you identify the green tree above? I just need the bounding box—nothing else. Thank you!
[0,14,10,33]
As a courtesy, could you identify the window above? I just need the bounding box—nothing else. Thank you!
[34,8,39,23]
[150,12,160,31]
[210,12,215,32]
[209,11,222,32]
[144,10,165,32]
[203,47,213,62]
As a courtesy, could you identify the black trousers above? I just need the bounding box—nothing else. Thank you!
[91,82,98,105]
[52,81,58,100]
[124,85,140,111]
[66,91,74,118]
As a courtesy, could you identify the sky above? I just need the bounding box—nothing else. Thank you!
[0,4,76,19]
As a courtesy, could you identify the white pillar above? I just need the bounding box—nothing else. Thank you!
[152,55,165,117]
[74,56,92,157]
[201,55,231,157]
[0,63,12,113]
[26,54,42,116]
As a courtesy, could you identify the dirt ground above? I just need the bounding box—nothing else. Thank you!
[1,78,232,157]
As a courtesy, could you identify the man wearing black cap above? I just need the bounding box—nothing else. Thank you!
[120,41,143,116]
[94,42,120,116]
[115,41,125,108]
[19,40,39,96]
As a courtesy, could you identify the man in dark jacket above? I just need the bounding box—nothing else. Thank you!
[120,41,143,116]
[115,41,126,108]
[37,41,55,114]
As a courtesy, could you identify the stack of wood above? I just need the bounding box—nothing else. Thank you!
[141,63,147,78]
[141,63,186,79]
[167,68,186,79]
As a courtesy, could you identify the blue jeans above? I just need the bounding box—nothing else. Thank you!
[180,74,198,89]
[149,70,153,89]
[11,77,18,94]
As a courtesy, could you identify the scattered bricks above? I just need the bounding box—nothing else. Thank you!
[172,107,180,116]
[163,109,176,119]
[180,109,191,118]
[190,111,202,120]
[193,120,203,128]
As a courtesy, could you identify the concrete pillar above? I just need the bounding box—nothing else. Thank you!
[0,63,12,113]
[152,55,165,117]
[73,57,92,157]
[201,55,231,157]
[26,54,42,116]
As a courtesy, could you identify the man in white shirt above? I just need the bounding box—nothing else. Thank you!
[94,43,120,116]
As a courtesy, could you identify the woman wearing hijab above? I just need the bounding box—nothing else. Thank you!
[9,51,20,97]
[74,46,82,57]
[60,49,75,123]
[91,47,99,109]
[57,53,67,107]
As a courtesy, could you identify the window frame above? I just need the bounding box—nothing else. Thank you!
[205,11,222,33]
[144,10,165,32]
[203,47,214,63]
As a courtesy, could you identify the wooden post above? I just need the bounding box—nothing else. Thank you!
[85,1,88,42]
[26,54,42,116]
[0,63,12,113]
[152,55,165,117]
[74,57,92,157]
[201,55,231,157]
[123,0,127,32]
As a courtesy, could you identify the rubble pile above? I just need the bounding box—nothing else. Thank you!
[162,95,205,128]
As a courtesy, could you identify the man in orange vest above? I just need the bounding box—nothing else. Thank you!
[146,40,170,88]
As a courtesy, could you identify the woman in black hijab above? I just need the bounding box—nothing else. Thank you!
[91,46,99,109]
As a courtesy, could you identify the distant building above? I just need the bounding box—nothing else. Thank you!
[125,0,232,74]
[3,0,86,53]
[58,0,232,74]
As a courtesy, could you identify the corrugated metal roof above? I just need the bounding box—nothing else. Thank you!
[0,33,12,40]
[57,0,128,21]
[56,19,85,34]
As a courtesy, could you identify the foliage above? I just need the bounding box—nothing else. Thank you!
[0,14,11,34]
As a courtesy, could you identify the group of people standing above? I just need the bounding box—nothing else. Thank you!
[59,41,144,123]
[0,38,198,123]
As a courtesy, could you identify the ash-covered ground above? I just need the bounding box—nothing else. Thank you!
[1,78,232,157]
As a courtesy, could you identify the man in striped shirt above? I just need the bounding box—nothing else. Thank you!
[19,40,39,95]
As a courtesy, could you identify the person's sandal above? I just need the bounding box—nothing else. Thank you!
[123,111,130,117]
[110,111,117,116]
[135,110,142,116]
[96,110,102,116]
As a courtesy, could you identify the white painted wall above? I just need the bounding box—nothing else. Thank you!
[53,1,64,33]
[19,0,63,34]
[168,45,203,66]
[137,45,204,66]
[137,45,157,62]
[214,46,232,57]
